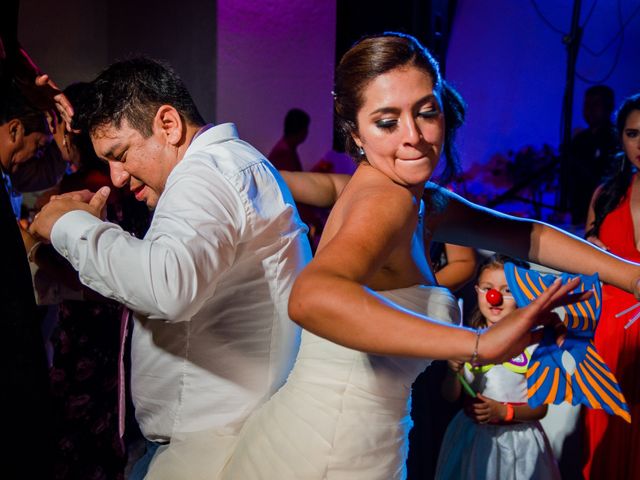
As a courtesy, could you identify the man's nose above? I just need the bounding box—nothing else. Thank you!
[109,162,130,188]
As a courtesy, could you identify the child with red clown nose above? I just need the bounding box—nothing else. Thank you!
[435,254,560,480]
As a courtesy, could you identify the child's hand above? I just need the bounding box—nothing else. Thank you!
[447,360,464,373]
[464,393,505,424]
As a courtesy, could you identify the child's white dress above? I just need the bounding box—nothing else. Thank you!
[435,348,561,480]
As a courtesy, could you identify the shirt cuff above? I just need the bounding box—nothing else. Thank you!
[51,210,103,266]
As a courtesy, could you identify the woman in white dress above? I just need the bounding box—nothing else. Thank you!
[219,33,640,480]
[143,33,640,480]
[436,254,560,479]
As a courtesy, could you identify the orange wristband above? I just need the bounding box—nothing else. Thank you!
[502,402,515,422]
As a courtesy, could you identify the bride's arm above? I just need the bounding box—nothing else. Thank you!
[288,180,583,364]
[426,185,640,295]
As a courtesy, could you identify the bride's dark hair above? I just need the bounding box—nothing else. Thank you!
[333,32,466,184]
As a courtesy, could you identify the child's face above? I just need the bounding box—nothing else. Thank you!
[475,266,517,327]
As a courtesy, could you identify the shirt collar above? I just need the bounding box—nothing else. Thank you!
[185,123,239,156]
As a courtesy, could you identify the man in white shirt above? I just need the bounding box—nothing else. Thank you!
[30,58,312,479]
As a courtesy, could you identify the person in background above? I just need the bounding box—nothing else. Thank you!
[583,93,640,480]
[268,108,330,249]
[568,85,619,226]
[1,6,72,475]
[268,107,310,172]
[26,82,151,480]
[1,81,56,480]
[436,254,559,479]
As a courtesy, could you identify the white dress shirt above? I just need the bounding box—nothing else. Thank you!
[51,123,311,441]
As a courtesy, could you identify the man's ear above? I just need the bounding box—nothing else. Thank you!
[8,119,25,145]
[153,105,183,146]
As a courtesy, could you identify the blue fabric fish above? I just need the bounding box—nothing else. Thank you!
[504,263,630,422]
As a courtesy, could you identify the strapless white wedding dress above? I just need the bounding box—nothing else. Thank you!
[221,285,461,479]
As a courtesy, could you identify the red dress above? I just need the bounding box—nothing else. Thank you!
[582,181,640,479]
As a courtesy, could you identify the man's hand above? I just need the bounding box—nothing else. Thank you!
[34,74,75,129]
[30,187,110,241]
[49,189,96,204]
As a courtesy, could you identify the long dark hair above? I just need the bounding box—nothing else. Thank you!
[333,32,466,184]
[467,254,529,329]
[586,93,640,238]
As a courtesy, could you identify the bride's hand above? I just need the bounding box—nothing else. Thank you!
[478,277,590,363]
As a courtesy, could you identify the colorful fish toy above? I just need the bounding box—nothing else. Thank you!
[504,262,630,422]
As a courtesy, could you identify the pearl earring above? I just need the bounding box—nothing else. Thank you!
[358,147,365,157]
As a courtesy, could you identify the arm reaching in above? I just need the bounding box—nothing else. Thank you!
[435,244,477,291]
[12,47,74,128]
[426,184,640,296]
[441,360,464,402]
[33,73,74,127]
[279,171,351,207]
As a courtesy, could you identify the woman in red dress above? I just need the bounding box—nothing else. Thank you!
[584,93,640,479]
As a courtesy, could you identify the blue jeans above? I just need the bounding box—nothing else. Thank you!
[129,440,163,480]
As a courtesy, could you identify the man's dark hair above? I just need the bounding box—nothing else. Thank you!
[79,57,205,137]
[284,108,310,136]
[0,82,49,134]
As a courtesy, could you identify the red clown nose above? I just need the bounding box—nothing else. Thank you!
[486,289,503,306]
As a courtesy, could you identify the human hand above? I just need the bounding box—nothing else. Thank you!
[630,277,640,301]
[464,393,505,424]
[479,277,591,363]
[49,189,96,204]
[34,74,75,129]
[551,313,568,347]
[586,235,609,251]
[49,189,108,221]
[30,187,110,240]
[447,359,464,373]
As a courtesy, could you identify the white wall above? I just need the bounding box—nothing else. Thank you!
[217,0,336,168]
